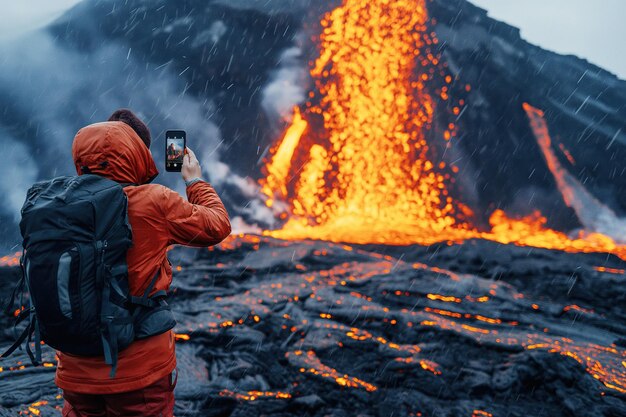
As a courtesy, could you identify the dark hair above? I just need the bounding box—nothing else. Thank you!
[108,109,151,148]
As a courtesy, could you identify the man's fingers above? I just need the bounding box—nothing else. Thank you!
[181,146,203,181]
[186,148,199,165]
[182,148,192,165]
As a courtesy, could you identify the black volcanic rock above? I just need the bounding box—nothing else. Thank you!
[0,235,625,416]
[0,1,625,413]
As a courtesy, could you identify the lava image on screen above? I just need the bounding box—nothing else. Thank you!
[166,137,184,168]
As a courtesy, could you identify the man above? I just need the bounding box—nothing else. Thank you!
[58,109,231,416]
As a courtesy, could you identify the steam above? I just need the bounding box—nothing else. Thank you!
[0,17,312,248]
[0,29,235,246]
[219,42,310,231]
[230,216,263,235]
[524,103,626,244]
[0,128,38,220]
[261,46,308,125]
[192,21,228,48]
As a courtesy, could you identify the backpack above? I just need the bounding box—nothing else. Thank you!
[1,175,176,377]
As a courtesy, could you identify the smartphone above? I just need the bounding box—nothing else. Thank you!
[165,130,186,172]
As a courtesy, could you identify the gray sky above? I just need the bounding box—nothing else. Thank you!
[0,0,624,79]
[471,0,626,79]
[0,0,81,40]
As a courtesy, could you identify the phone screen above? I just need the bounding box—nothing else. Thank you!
[165,130,186,172]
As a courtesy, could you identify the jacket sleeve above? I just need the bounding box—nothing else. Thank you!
[160,181,231,247]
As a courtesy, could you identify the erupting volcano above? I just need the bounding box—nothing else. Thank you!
[260,0,626,262]
[1,0,625,415]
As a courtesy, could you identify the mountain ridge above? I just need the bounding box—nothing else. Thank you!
[0,0,623,249]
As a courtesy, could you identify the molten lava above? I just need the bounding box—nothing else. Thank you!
[260,0,626,261]
[524,102,626,244]
[0,252,21,267]
[261,0,461,244]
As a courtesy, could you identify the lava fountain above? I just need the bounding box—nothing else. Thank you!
[260,0,626,261]
[261,0,467,244]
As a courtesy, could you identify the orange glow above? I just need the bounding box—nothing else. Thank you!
[261,107,308,206]
[257,0,626,262]
[461,324,491,335]
[262,0,461,244]
[288,350,377,391]
[562,304,593,314]
[416,301,626,394]
[485,209,626,260]
[593,266,625,275]
[0,251,20,267]
[419,359,442,375]
[558,143,576,165]
[219,389,292,401]
[427,294,462,303]
[524,103,576,208]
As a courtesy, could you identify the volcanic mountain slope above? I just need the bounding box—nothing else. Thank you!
[47,0,626,226]
[0,236,625,416]
[1,0,625,249]
[430,0,626,229]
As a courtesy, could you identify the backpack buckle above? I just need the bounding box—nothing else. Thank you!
[102,315,114,323]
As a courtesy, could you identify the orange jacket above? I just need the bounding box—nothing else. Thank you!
[55,121,231,394]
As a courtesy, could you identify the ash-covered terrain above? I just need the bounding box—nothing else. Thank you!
[1,235,625,416]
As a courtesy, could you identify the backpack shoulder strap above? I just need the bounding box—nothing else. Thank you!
[99,266,162,378]
[129,268,164,308]
[1,249,42,365]
[3,248,26,316]
[0,320,33,359]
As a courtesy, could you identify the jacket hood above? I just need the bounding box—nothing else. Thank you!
[72,121,158,185]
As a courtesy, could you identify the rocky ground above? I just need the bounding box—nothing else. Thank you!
[0,235,625,416]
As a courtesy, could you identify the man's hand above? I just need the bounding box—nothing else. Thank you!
[182,147,202,182]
